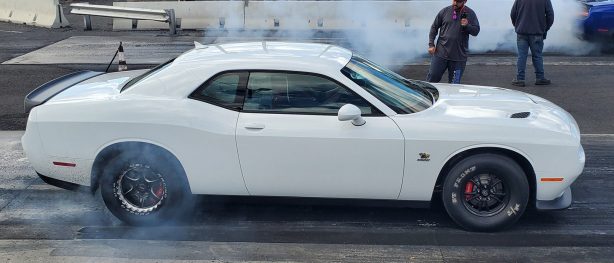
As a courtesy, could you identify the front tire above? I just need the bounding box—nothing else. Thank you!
[442,153,529,232]
[99,151,191,225]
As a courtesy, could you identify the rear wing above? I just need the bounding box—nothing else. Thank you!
[24,71,103,113]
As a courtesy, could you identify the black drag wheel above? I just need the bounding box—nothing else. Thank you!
[99,151,191,225]
[442,153,529,232]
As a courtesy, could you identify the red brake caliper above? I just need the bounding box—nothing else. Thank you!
[464,181,474,201]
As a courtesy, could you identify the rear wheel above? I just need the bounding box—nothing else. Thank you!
[99,151,191,225]
[442,153,529,231]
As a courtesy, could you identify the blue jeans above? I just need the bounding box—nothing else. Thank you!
[516,34,545,80]
[426,56,467,84]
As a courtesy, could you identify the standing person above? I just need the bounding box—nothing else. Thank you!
[511,0,554,87]
[427,0,480,84]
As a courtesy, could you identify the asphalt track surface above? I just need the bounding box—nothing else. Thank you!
[1,132,614,262]
[1,18,614,262]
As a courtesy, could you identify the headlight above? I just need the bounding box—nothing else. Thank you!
[581,6,590,18]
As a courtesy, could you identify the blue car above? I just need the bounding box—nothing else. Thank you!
[580,0,614,41]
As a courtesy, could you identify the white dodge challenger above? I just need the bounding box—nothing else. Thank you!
[22,42,585,231]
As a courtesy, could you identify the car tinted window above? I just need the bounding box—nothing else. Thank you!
[190,72,246,110]
[341,56,433,114]
[243,72,379,115]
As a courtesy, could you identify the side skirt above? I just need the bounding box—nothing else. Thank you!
[195,195,432,209]
[36,173,432,209]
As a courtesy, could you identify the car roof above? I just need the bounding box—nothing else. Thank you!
[173,41,353,70]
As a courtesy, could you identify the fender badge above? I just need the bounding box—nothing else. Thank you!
[417,153,430,162]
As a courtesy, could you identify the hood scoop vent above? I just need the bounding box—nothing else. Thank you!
[511,112,531,118]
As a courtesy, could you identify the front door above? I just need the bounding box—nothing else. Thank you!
[235,71,405,199]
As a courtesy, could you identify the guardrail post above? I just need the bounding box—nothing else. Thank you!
[83,15,92,30]
[166,9,176,35]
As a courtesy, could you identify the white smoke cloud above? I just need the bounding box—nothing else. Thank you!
[335,0,597,64]
[206,0,597,65]
[468,0,596,55]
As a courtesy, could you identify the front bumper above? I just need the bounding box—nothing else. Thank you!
[536,187,572,210]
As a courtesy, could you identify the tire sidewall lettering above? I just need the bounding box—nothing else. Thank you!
[442,154,529,231]
[453,165,476,189]
[506,203,522,217]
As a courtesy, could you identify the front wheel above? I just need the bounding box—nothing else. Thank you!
[99,151,191,225]
[442,153,529,232]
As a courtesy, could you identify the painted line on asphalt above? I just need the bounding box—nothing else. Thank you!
[4,36,614,65]
[0,30,23,34]
[390,62,614,66]
[75,225,614,247]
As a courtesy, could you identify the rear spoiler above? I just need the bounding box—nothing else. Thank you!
[24,71,103,113]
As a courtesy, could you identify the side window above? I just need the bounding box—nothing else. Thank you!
[243,72,380,115]
[190,72,246,110]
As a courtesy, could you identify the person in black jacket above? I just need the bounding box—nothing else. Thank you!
[427,0,480,84]
[511,0,554,86]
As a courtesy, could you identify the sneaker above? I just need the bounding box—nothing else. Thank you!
[535,78,551,85]
[511,79,525,87]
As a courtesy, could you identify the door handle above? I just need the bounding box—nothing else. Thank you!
[244,123,265,130]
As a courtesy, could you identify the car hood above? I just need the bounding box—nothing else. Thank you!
[48,70,147,103]
[585,1,614,7]
[391,83,581,142]
[429,83,537,118]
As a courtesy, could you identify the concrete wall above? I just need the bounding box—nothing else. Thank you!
[243,1,434,30]
[111,0,495,31]
[112,0,450,30]
[113,1,245,30]
[0,0,69,28]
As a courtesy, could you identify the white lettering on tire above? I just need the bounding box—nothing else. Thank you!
[454,166,476,188]
[506,203,521,217]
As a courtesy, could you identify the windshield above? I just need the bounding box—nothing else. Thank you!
[341,56,435,114]
[120,58,175,92]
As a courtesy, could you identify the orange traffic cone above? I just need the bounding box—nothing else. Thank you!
[118,42,127,72]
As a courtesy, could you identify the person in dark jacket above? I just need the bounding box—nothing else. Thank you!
[427,0,480,84]
[511,0,554,86]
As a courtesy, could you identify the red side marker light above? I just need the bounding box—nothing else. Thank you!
[541,178,564,182]
[53,161,76,167]
[597,28,609,32]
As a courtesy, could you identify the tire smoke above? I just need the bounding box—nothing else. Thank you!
[212,0,597,66]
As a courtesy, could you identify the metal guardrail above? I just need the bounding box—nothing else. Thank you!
[70,3,176,34]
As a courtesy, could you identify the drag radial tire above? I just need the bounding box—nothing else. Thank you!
[99,151,191,225]
[442,153,529,232]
